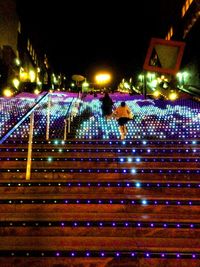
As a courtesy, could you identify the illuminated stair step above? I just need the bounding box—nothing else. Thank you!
[0,156,199,162]
[3,139,200,145]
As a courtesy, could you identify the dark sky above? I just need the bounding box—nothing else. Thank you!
[17,0,176,85]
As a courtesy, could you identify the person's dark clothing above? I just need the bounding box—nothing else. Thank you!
[100,93,113,117]
[117,117,131,126]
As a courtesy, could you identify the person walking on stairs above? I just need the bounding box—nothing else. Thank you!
[113,101,133,140]
[99,92,114,120]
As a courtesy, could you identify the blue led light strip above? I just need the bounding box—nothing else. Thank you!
[0,157,198,162]
[0,250,198,258]
[1,182,200,188]
[0,92,49,144]
[3,140,200,145]
[1,168,198,174]
[0,199,199,205]
[1,147,199,154]
[0,220,198,228]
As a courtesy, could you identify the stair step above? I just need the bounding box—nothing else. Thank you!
[0,226,199,238]
[0,185,199,196]
[1,212,200,222]
[1,161,198,169]
[0,257,199,267]
[0,204,199,215]
[1,173,199,181]
[0,236,199,251]
[1,192,199,200]
[3,139,199,146]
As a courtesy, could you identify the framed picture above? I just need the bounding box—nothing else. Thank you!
[143,38,185,75]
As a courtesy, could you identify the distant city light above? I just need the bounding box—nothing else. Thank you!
[82,82,89,87]
[29,70,36,82]
[153,91,160,97]
[15,58,20,66]
[3,88,13,97]
[12,78,20,89]
[34,89,40,95]
[124,82,130,89]
[169,92,178,101]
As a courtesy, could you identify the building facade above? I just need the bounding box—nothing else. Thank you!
[0,0,52,95]
[165,0,200,90]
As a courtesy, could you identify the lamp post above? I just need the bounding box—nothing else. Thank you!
[143,72,147,99]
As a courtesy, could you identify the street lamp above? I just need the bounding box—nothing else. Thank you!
[95,73,111,91]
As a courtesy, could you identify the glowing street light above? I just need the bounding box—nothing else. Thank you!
[34,89,40,95]
[169,92,178,101]
[153,90,160,98]
[3,88,13,97]
[15,58,20,66]
[95,73,111,86]
[20,68,28,81]
[124,82,130,89]
[82,81,89,87]
[12,78,20,89]
[29,70,36,82]
[82,81,89,93]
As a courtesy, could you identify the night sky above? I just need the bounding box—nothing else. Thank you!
[17,0,177,85]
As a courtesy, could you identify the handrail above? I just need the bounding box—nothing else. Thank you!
[63,96,83,140]
[0,92,49,144]
[179,85,200,97]
[66,97,75,116]
[63,97,75,141]
[46,94,51,140]
[26,112,34,180]
[0,91,49,180]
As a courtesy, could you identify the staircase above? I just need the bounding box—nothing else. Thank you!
[0,139,200,267]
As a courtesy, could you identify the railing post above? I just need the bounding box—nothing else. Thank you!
[64,119,67,141]
[67,116,71,133]
[46,94,51,140]
[26,112,34,180]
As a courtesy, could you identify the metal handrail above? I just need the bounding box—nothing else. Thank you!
[46,94,51,140]
[63,97,75,141]
[0,92,49,144]
[0,91,50,180]
[26,112,34,180]
[63,97,83,141]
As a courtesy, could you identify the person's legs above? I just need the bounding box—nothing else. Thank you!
[119,125,125,139]
[105,114,112,120]
[118,118,127,140]
[124,124,127,135]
